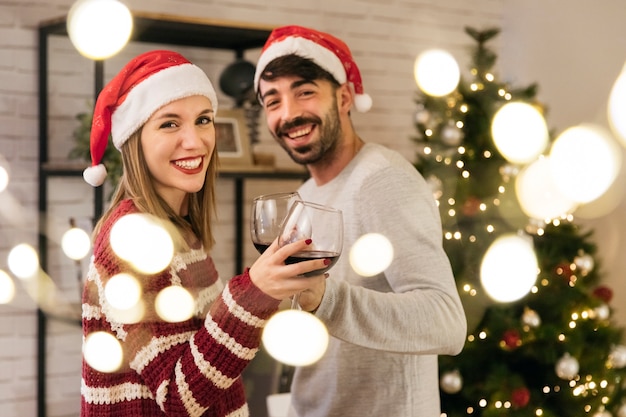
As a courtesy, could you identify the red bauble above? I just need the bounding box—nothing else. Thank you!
[593,286,613,303]
[502,329,521,349]
[462,196,481,216]
[511,387,530,408]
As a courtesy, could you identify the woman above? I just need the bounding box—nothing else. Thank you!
[80,50,328,417]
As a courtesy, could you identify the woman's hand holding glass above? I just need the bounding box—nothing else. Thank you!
[247,236,329,307]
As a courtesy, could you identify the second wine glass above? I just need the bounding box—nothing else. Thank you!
[279,200,343,309]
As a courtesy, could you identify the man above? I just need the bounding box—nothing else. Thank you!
[254,25,467,417]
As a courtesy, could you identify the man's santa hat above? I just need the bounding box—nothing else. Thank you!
[253,25,372,112]
[83,49,218,187]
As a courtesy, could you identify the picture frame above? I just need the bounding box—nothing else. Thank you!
[215,108,253,167]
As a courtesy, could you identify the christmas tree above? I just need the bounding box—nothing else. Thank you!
[413,27,626,417]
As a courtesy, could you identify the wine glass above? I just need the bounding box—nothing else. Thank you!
[278,200,343,309]
[250,192,301,254]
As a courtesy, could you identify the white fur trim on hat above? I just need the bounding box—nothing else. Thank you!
[254,36,347,95]
[111,63,218,149]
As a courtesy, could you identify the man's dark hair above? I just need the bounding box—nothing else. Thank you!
[257,54,340,101]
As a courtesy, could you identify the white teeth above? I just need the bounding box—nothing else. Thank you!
[288,126,312,138]
[174,157,201,169]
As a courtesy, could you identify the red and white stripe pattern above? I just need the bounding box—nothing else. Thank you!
[81,199,280,417]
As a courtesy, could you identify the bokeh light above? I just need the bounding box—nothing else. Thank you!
[491,102,549,164]
[414,49,460,97]
[515,157,576,220]
[104,273,141,310]
[155,286,194,323]
[61,227,92,260]
[83,331,123,373]
[110,213,174,274]
[8,243,39,279]
[0,269,16,304]
[550,124,622,204]
[67,0,133,60]
[349,233,394,277]
[480,233,538,302]
[262,309,329,367]
[608,63,626,147]
[0,165,8,193]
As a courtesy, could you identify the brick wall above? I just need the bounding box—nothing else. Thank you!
[0,1,503,416]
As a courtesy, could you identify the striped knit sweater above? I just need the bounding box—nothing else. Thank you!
[81,199,280,417]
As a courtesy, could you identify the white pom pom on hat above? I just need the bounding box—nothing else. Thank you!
[253,25,372,112]
[84,50,218,187]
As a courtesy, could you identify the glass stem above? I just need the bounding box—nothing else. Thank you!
[290,292,302,310]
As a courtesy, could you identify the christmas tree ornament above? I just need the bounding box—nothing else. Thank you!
[511,386,530,408]
[608,345,626,368]
[440,122,464,146]
[501,329,522,349]
[521,307,541,328]
[594,303,611,321]
[440,369,463,394]
[574,252,595,274]
[593,285,614,303]
[555,353,580,380]
[414,106,431,124]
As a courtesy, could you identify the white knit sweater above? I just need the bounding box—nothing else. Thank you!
[289,143,467,417]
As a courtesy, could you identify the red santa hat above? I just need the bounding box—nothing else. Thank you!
[253,25,372,112]
[83,49,218,187]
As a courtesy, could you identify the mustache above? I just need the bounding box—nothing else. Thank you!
[277,116,321,136]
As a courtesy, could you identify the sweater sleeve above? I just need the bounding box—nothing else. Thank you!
[313,161,467,356]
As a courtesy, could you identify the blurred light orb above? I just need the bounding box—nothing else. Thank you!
[414,49,460,97]
[480,234,538,302]
[0,165,8,193]
[8,243,39,279]
[349,233,394,277]
[110,213,174,274]
[608,63,626,147]
[61,227,92,260]
[550,124,622,204]
[491,102,549,164]
[67,0,133,60]
[83,331,123,373]
[262,309,329,367]
[515,157,576,220]
[104,273,141,310]
[155,286,194,323]
[0,269,16,304]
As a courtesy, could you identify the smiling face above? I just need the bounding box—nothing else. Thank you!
[140,95,215,212]
[259,75,342,165]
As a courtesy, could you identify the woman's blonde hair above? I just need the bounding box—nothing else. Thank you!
[92,127,218,251]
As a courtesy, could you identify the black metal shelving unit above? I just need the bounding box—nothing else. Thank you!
[36,12,286,417]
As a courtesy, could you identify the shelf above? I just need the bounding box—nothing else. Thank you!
[39,11,274,53]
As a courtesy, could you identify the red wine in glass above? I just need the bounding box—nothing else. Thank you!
[285,250,340,277]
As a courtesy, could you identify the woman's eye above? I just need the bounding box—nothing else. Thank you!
[159,121,178,129]
[197,116,213,125]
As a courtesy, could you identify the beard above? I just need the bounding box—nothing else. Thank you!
[273,99,342,165]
